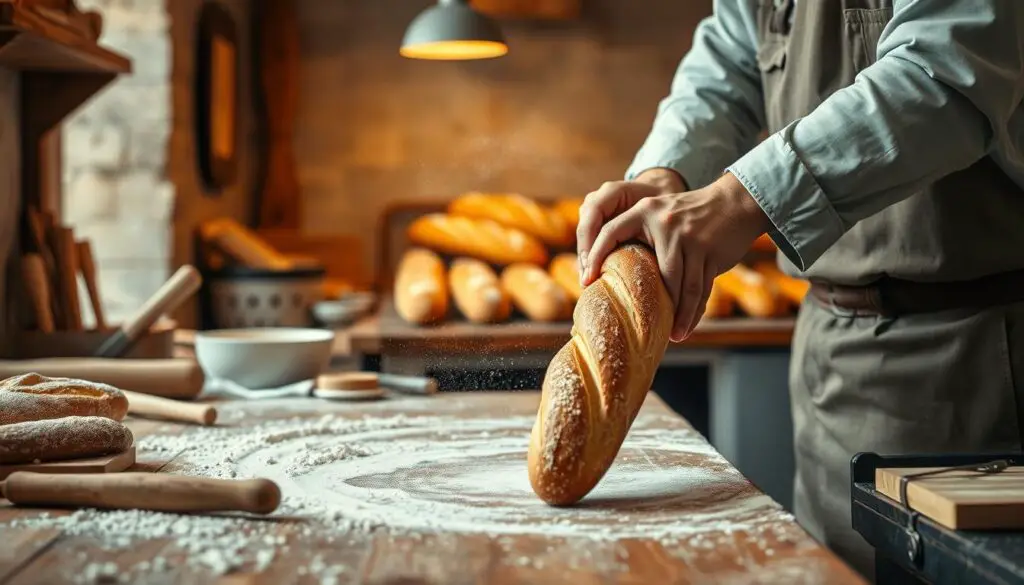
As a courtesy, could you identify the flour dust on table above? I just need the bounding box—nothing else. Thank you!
[2,398,807,584]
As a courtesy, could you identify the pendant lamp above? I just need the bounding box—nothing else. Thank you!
[400,0,508,61]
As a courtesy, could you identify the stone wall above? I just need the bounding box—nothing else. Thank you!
[63,0,256,328]
[295,0,712,281]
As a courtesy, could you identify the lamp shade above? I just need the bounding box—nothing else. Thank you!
[400,0,508,60]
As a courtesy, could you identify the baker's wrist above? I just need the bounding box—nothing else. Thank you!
[634,167,687,194]
[715,172,772,235]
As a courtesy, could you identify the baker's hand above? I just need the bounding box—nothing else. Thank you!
[577,171,771,342]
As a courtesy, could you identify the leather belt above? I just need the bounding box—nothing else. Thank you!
[808,269,1024,317]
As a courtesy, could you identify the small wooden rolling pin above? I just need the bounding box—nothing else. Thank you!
[1,473,280,515]
[122,390,217,426]
[0,358,205,400]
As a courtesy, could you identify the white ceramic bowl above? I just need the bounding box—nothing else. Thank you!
[312,292,377,327]
[194,328,336,389]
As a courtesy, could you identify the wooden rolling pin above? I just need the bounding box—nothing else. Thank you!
[1,473,280,515]
[0,358,205,400]
[20,254,55,333]
[76,239,106,329]
[122,390,217,425]
[95,265,202,357]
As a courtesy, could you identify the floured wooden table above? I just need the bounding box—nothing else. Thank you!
[0,392,864,584]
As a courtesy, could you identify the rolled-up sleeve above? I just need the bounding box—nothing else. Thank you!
[728,0,1024,271]
[626,0,764,191]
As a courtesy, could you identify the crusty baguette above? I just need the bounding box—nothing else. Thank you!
[751,233,777,252]
[0,373,128,426]
[407,214,549,266]
[703,281,735,318]
[754,262,810,307]
[500,264,573,322]
[394,248,449,325]
[449,258,512,324]
[528,244,673,505]
[715,265,784,318]
[448,193,574,247]
[549,253,583,302]
[553,198,583,231]
[0,416,133,464]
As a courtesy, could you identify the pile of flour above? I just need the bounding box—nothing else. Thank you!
[3,399,801,584]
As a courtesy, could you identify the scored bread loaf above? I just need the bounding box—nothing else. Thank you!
[0,416,133,464]
[449,258,512,324]
[528,243,673,505]
[394,248,449,325]
[716,265,785,318]
[448,193,574,248]
[0,373,129,426]
[501,264,573,322]
[407,214,549,266]
[549,253,583,302]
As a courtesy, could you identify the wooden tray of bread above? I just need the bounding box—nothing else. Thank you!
[340,193,799,353]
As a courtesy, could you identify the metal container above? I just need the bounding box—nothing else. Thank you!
[199,265,325,330]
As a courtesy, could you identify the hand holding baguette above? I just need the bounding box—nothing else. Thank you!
[529,243,672,505]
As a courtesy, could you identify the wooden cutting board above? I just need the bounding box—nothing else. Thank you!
[876,465,1024,530]
[0,447,135,481]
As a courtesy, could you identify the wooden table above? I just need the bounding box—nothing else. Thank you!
[0,392,862,584]
[330,303,798,512]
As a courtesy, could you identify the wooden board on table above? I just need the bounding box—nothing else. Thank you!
[0,446,135,480]
[876,465,1024,530]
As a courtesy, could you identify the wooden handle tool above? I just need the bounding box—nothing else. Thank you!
[122,390,217,426]
[76,239,107,330]
[0,358,206,400]
[20,254,55,333]
[50,226,84,330]
[95,265,202,357]
[25,207,63,328]
[1,472,281,515]
[378,373,438,395]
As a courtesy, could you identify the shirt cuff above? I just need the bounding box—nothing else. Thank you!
[726,126,846,271]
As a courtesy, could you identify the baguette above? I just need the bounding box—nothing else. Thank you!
[553,198,583,230]
[703,281,734,318]
[754,262,810,307]
[448,193,573,247]
[528,244,673,505]
[0,373,129,426]
[0,416,133,464]
[549,253,583,302]
[394,248,449,325]
[751,233,777,253]
[500,264,573,322]
[407,214,548,266]
[715,265,783,318]
[449,258,511,324]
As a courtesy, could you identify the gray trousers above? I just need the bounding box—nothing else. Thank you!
[790,298,1024,578]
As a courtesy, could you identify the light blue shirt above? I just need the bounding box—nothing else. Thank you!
[626,0,1024,272]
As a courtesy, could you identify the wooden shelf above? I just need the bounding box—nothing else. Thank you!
[0,4,130,74]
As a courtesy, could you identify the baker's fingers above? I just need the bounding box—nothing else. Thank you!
[577,182,654,278]
[583,207,646,285]
[674,262,716,342]
[669,251,706,343]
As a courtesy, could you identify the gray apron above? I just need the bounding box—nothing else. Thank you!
[756,0,1024,577]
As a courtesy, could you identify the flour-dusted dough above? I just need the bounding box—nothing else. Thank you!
[0,372,129,426]
[0,416,133,464]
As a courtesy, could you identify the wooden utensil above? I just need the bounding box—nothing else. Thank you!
[378,373,438,395]
[876,464,1024,530]
[0,358,206,400]
[1,472,281,515]
[122,389,217,426]
[199,218,294,270]
[49,225,84,330]
[75,239,106,329]
[94,265,202,357]
[25,207,62,328]
[0,447,136,481]
[20,254,55,333]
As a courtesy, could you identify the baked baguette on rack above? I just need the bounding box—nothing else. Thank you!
[549,253,583,302]
[553,198,583,231]
[528,243,673,505]
[500,264,573,322]
[703,281,735,318]
[448,193,574,247]
[407,214,549,266]
[394,248,449,325]
[449,258,512,324]
[751,233,777,253]
[716,265,785,318]
[754,262,810,306]
[0,373,129,426]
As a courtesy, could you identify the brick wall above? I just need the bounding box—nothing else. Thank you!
[63,0,256,328]
[295,0,712,281]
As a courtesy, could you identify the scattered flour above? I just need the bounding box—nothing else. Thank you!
[2,399,803,584]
